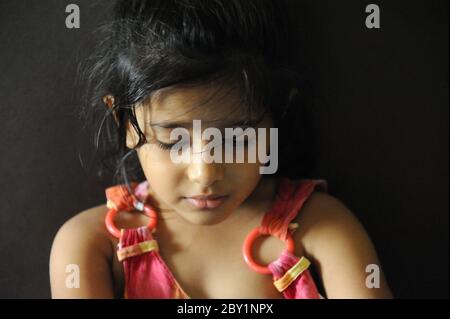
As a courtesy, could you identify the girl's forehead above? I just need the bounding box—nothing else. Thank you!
[141,84,252,127]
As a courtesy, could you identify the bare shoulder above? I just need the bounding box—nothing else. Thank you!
[293,191,394,298]
[64,204,110,229]
[49,205,115,298]
[51,202,157,257]
[53,205,113,256]
[294,191,363,252]
[49,203,153,298]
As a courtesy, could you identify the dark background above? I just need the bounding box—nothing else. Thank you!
[0,0,447,298]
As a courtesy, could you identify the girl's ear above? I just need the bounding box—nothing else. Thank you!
[125,123,139,149]
[102,94,139,149]
[102,94,120,126]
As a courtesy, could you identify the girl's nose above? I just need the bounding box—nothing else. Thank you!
[187,154,225,187]
[186,149,224,188]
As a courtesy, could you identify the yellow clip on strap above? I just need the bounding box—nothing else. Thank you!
[273,256,311,292]
[117,239,159,262]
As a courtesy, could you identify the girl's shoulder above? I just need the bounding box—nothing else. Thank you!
[52,205,113,255]
[292,190,393,298]
[53,203,149,252]
[49,204,149,297]
[293,190,362,253]
[49,205,114,297]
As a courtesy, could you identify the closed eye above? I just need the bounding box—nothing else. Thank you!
[156,141,177,151]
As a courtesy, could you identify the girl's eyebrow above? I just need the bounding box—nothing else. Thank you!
[150,121,196,129]
[150,119,251,129]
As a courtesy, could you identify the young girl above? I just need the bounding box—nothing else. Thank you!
[50,0,392,299]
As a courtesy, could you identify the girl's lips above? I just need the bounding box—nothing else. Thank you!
[184,195,228,210]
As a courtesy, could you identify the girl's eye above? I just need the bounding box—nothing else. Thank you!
[157,135,251,152]
[156,141,176,151]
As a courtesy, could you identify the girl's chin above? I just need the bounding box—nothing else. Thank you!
[176,206,232,226]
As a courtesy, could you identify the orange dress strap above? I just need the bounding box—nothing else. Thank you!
[260,176,328,241]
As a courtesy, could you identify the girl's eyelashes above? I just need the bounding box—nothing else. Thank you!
[156,135,252,152]
[156,141,177,151]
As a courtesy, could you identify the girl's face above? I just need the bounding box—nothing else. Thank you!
[126,84,273,226]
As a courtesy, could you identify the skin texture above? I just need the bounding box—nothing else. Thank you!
[50,85,393,298]
[127,84,273,228]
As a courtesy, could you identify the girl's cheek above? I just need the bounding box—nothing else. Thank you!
[138,144,169,162]
[138,147,186,175]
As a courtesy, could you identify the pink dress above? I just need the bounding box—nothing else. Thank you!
[105,176,328,299]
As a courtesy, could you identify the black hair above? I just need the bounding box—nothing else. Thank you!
[79,0,316,187]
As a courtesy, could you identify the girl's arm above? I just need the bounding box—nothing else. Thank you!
[298,192,394,298]
[49,209,115,298]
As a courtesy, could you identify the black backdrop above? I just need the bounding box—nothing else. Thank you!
[0,0,448,298]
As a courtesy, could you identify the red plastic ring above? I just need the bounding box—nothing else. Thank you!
[105,204,158,238]
[242,226,295,275]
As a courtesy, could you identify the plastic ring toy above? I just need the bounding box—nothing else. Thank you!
[242,226,295,275]
[105,203,158,239]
